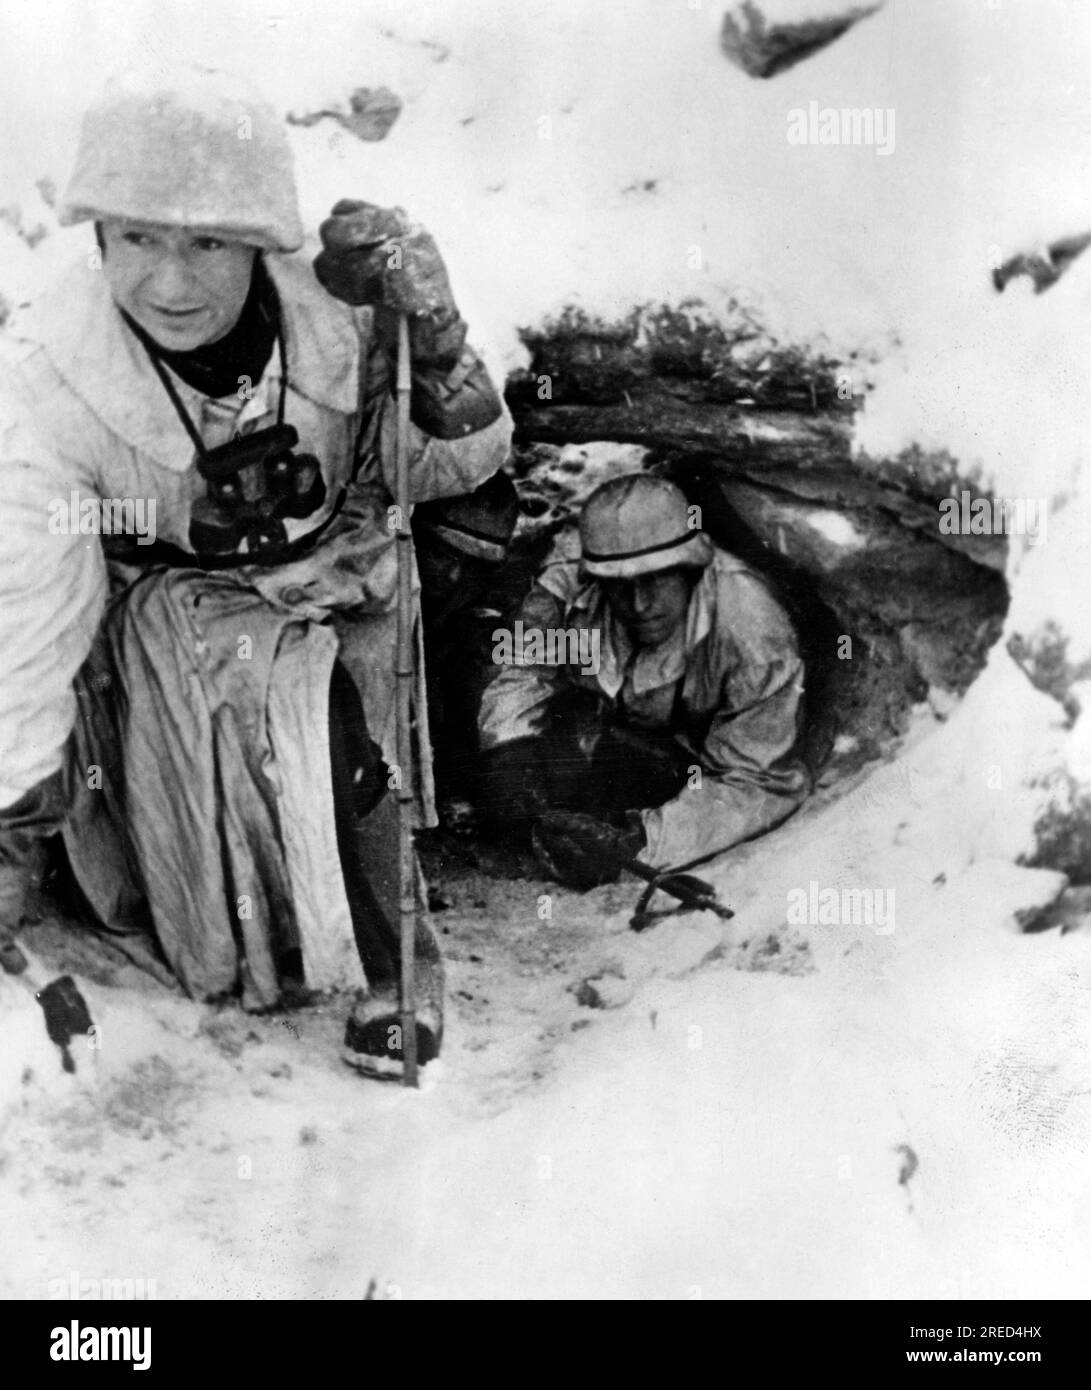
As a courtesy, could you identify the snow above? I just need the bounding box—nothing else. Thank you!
[5,0,1091,522]
[7,871,1090,1299]
[0,1,1086,367]
[807,509,862,546]
[2,0,1091,1299]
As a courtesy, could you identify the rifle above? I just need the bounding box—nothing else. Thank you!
[627,860,735,932]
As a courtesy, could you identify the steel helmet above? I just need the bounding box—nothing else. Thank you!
[578,474,712,579]
[59,64,304,253]
[414,470,520,563]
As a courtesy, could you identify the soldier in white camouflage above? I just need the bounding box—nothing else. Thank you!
[0,65,512,1074]
[478,474,811,887]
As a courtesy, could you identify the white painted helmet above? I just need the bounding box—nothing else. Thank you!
[579,474,712,579]
[59,64,304,253]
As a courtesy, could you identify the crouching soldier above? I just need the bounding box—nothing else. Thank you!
[477,474,811,888]
[412,471,520,806]
[0,65,511,1077]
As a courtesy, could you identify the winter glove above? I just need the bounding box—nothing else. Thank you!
[315,200,504,439]
[531,810,646,890]
[478,738,551,839]
[314,200,464,366]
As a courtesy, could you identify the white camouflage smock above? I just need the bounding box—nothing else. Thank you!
[0,252,510,1004]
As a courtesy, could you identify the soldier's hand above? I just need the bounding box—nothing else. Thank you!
[531,811,645,891]
[314,199,459,324]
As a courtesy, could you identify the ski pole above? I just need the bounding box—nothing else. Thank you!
[394,313,418,1087]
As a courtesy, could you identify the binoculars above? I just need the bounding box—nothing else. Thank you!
[189,422,326,558]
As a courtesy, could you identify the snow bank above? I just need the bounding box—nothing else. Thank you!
[348,914,1091,1298]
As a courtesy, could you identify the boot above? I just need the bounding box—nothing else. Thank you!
[328,661,445,1079]
[342,958,444,1079]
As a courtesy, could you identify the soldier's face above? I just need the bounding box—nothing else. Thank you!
[101,221,257,351]
[603,567,694,648]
